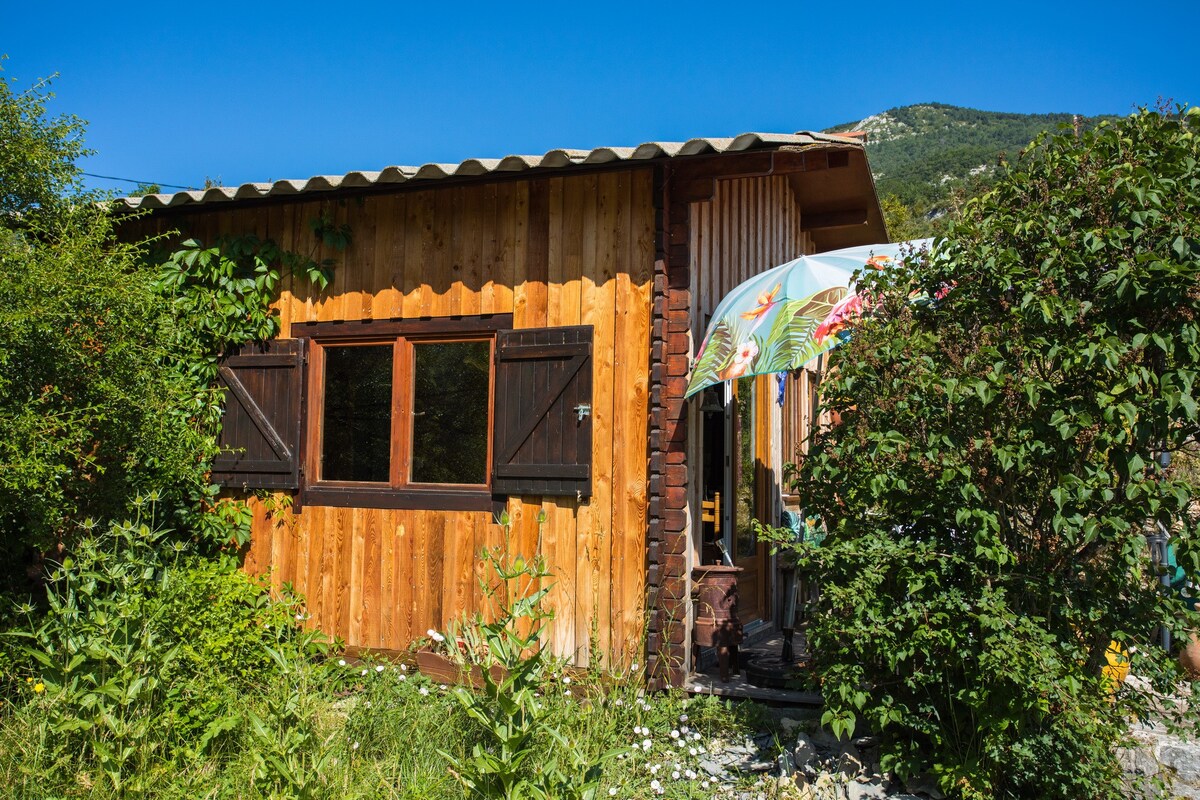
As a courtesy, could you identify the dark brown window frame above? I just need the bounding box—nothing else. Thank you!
[295,314,513,511]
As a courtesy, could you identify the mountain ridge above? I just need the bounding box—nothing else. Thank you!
[823,102,1122,222]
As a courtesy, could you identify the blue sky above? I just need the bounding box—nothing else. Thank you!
[5,1,1198,193]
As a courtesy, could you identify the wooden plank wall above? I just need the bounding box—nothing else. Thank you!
[127,170,655,667]
[689,175,813,343]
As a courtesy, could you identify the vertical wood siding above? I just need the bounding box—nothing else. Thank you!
[133,170,654,666]
[689,175,812,343]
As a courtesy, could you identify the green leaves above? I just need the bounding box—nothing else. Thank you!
[791,105,1200,799]
[436,516,610,800]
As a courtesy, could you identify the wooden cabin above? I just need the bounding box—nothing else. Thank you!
[119,131,886,687]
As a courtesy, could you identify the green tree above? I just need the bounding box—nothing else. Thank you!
[0,61,89,220]
[0,211,214,567]
[0,66,224,590]
[880,194,930,241]
[794,106,1200,798]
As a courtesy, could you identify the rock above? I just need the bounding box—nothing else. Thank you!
[700,758,728,778]
[810,728,842,752]
[904,774,945,799]
[812,772,842,800]
[780,716,802,734]
[794,733,819,771]
[837,750,866,782]
[845,782,888,800]
[778,752,796,778]
[792,774,817,800]
[1117,743,1162,777]
[1160,740,1200,785]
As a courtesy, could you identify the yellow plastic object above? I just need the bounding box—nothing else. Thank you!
[1102,641,1130,691]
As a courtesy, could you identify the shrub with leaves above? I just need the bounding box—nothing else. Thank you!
[437,513,620,800]
[2,496,319,790]
[793,106,1200,799]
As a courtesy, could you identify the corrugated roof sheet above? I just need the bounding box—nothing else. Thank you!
[121,131,861,210]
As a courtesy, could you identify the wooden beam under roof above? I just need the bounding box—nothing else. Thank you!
[671,147,857,204]
[801,208,870,230]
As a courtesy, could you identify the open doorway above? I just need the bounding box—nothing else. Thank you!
[696,377,774,628]
[731,375,772,626]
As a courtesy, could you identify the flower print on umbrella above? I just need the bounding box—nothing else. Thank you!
[813,293,863,344]
[739,283,782,322]
[719,340,759,380]
[866,254,893,270]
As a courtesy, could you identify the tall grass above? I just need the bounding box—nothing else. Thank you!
[0,655,779,799]
[0,511,784,799]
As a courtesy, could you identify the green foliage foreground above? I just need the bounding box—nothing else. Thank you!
[793,106,1200,799]
[0,510,772,799]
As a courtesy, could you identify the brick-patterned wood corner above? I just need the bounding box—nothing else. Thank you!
[644,165,692,690]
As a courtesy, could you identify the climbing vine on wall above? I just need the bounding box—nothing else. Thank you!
[151,214,352,546]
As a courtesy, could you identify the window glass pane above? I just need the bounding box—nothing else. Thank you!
[322,345,393,483]
[411,341,490,485]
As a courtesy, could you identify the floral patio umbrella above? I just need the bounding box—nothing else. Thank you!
[685,239,932,398]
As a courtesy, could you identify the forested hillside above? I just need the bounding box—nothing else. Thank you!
[826,103,1121,234]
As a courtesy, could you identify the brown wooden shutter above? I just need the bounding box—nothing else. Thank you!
[211,339,305,491]
[492,326,593,498]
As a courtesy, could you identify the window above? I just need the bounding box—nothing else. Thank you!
[298,315,511,511]
[214,315,595,509]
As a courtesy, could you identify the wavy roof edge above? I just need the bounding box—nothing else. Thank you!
[121,131,863,211]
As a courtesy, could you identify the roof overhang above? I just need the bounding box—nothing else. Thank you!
[118,131,879,222]
[665,143,887,250]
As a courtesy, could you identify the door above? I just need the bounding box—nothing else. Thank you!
[729,375,772,625]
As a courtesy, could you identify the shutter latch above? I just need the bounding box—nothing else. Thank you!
[574,403,591,422]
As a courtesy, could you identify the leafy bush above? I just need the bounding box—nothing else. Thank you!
[0,209,218,567]
[1,497,320,792]
[435,513,620,800]
[157,555,306,686]
[793,106,1200,798]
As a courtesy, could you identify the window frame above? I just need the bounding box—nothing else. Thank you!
[295,314,513,511]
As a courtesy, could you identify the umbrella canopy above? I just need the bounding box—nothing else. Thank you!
[685,239,931,398]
